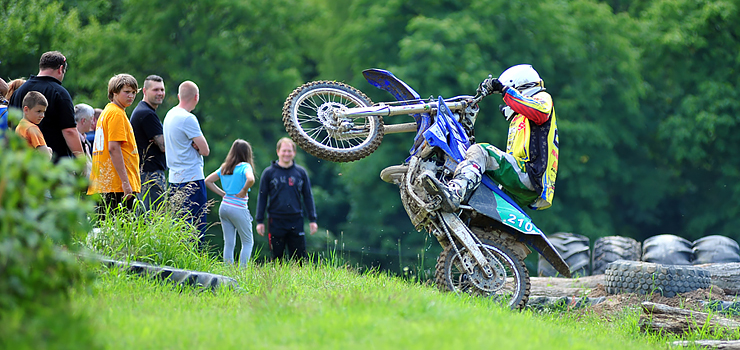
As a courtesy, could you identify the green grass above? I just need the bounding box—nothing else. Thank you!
[72,200,718,349]
[73,261,669,350]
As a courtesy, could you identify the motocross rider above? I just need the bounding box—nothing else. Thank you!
[422,64,559,211]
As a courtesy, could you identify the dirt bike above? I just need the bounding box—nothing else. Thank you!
[282,69,570,309]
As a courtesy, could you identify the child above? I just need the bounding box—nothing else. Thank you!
[87,74,141,215]
[15,91,52,159]
[205,139,256,267]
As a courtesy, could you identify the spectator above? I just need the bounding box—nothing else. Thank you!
[255,137,318,262]
[87,74,141,217]
[163,81,210,246]
[86,108,102,143]
[74,103,95,176]
[131,75,167,210]
[6,79,26,102]
[205,139,256,267]
[0,78,9,101]
[0,78,8,137]
[2,78,26,135]
[15,91,52,159]
[8,51,83,162]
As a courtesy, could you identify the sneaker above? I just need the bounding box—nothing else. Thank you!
[420,173,462,212]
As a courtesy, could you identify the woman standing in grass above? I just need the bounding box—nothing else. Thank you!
[205,139,256,267]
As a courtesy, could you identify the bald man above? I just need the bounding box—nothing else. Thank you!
[163,81,210,247]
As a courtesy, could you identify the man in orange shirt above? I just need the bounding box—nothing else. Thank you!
[88,74,141,217]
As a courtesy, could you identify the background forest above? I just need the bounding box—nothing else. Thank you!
[2,0,739,275]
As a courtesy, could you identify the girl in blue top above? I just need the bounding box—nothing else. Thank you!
[205,139,256,267]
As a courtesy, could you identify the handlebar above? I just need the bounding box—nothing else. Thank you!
[338,93,486,119]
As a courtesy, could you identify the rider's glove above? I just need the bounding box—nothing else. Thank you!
[488,78,506,94]
[479,78,506,95]
[499,104,515,121]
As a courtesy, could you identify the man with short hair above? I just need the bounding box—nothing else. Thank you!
[255,137,318,262]
[131,75,167,210]
[8,51,83,162]
[163,81,210,246]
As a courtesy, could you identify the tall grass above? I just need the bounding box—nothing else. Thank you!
[83,194,219,272]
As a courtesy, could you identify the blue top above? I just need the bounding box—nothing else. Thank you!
[217,162,253,195]
[0,106,8,139]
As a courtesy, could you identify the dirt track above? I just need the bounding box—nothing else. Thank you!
[529,275,739,317]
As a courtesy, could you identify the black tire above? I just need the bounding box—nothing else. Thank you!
[642,234,693,265]
[99,257,239,290]
[282,81,383,162]
[435,228,530,310]
[538,232,590,277]
[604,260,711,297]
[592,236,641,275]
[693,235,740,264]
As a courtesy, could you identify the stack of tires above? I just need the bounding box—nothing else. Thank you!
[641,234,740,265]
[592,236,642,275]
[538,232,591,277]
[537,233,740,278]
[604,234,740,297]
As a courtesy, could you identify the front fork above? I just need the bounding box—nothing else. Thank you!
[431,213,493,277]
[401,156,493,278]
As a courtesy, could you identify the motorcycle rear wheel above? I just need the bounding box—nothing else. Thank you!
[282,81,383,162]
[435,229,530,310]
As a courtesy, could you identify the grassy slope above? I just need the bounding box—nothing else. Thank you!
[73,262,665,350]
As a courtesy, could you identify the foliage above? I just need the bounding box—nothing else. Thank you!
[2,0,739,274]
[0,134,97,349]
[0,0,81,81]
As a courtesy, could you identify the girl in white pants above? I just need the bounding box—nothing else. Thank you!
[205,139,256,267]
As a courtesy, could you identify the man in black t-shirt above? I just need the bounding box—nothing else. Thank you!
[8,51,83,162]
[131,75,167,210]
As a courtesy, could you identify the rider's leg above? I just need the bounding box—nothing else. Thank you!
[422,143,537,211]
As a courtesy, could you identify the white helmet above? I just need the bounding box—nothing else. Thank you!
[498,64,544,96]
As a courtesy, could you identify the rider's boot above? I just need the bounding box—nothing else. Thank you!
[421,159,482,212]
[420,174,465,212]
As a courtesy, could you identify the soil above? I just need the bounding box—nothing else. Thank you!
[582,283,738,319]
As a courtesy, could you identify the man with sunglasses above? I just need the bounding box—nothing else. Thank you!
[8,51,84,162]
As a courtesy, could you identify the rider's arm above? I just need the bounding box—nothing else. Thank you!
[503,88,553,125]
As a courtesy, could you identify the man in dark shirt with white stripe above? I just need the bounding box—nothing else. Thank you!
[255,137,318,261]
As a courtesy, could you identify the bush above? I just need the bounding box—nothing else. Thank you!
[0,134,97,348]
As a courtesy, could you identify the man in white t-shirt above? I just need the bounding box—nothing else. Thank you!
[163,81,210,247]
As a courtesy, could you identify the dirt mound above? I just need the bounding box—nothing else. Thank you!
[587,284,734,318]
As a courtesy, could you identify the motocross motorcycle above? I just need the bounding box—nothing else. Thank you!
[282,69,570,309]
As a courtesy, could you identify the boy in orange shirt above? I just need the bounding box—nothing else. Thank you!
[15,91,52,159]
[88,74,141,217]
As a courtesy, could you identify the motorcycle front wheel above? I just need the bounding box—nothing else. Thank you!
[435,229,530,310]
[282,81,383,162]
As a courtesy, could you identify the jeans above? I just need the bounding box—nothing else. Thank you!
[170,180,208,248]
